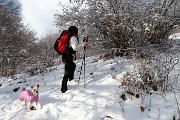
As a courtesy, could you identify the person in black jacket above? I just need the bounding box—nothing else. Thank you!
[61,26,88,93]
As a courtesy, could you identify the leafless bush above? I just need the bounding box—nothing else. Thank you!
[111,72,117,79]
[25,61,55,77]
[55,0,180,60]
[120,53,179,101]
[135,53,179,93]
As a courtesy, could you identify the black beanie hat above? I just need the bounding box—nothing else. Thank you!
[68,26,78,35]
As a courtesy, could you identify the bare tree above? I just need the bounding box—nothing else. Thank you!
[0,0,37,77]
[55,0,180,51]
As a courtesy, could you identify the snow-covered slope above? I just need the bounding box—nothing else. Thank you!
[0,51,180,120]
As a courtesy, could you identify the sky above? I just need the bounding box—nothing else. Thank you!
[20,0,69,38]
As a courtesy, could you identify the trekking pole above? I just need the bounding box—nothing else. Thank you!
[83,46,86,88]
[78,36,88,87]
[78,37,86,84]
[83,36,88,88]
[78,59,84,84]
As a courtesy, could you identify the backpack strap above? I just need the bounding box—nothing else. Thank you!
[70,34,79,43]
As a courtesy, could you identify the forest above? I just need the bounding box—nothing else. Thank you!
[0,0,180,83]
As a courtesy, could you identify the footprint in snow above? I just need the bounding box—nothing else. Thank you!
[97,98,106,107]
[62,94,73,101]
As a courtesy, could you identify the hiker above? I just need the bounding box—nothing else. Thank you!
[61,26,88,93]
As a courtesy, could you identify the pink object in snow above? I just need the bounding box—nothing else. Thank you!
[19,90,39,102]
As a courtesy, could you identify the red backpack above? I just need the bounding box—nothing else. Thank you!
[54,30,71,55]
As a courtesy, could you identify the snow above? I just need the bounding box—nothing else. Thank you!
[169,33,180,40]
[169,33,180,45]
[0,34,180,120]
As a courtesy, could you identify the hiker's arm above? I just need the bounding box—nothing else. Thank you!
[70,36,87,51]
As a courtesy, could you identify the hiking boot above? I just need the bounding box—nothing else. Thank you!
[69,77,74,81]
[61,81,68,93]
[61,86,68,93]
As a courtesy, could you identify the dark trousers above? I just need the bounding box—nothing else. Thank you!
[61,54,76,89]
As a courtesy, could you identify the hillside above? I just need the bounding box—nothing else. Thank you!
[0,51,180,120]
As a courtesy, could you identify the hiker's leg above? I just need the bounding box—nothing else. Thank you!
[61,54,74,92]
[69,61,76,81]
[61,62,70,93]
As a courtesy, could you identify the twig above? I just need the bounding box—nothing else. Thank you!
[158,109,160,120]
[172,85,180,119]
[148,98,151,111]
[118,101,125,118]
[145,110,150,119]
[150,92,167,101]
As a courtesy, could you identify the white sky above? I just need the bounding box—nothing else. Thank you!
[20,0,69,38]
